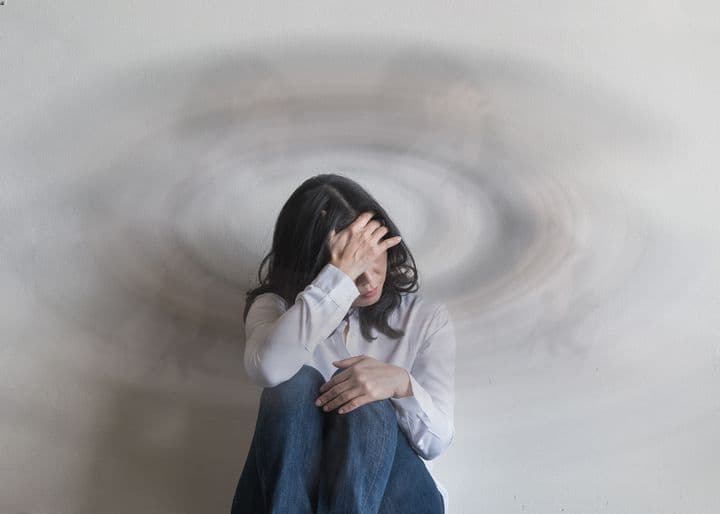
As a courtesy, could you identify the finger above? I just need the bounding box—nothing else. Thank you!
[319,369,350,393]
[317,381,356,409]
[324,387,363,413]
[364,220,383,238]
[352,211,376,230]
[338,394,372,414]
[318,378,334,394]
[362,213,381,232]
[369,225,389,244]
[380,235,403,250]
[369,223,388,237]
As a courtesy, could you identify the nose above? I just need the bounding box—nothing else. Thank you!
[357,274,375,291]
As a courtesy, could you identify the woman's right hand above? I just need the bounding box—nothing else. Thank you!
[327,211,402,280]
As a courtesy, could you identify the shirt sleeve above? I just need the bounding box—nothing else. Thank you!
[388,303,456,460]
[243,262,360,388]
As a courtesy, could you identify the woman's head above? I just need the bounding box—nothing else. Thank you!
[245,173,419,341]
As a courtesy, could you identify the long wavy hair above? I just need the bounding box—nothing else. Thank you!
[243,173,419,342]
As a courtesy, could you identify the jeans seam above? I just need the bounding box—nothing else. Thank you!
[358,405,395,513]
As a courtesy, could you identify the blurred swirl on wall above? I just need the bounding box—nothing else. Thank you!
[2,41,674,383]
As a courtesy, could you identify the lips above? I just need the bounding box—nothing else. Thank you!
[362,288,377,297]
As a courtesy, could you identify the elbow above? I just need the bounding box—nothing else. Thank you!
[243,332,315,388]
[246,369,282,389]
[243,349,286,388]
[244,362,288,388]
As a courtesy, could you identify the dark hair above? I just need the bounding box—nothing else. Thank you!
[243,173,419,342]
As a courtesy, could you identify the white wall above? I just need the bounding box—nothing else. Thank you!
[1,2,719,513]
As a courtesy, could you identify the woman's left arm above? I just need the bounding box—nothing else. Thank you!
[389,303,456,460]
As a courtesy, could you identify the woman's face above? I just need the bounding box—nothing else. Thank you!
[352,250,388,307]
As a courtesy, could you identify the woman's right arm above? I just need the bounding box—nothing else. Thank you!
[243,262,361,388]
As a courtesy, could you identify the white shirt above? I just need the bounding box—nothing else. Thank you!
[243,262,456,513]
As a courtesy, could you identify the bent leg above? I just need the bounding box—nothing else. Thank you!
[317,367,398,514]
[231,365,325,514]
[377,425,445,514]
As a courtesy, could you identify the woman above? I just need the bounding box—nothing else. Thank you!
[231,173,456,514]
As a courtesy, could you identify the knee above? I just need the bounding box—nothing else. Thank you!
[327,398,397,438]
[295,364,326,385]
[261,365,324,404]
[276,364,324,389]
[347,400,396,434]
[355,396,397,423]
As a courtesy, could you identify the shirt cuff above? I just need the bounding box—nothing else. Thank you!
[389,371,434,425]
[311,262,361,308]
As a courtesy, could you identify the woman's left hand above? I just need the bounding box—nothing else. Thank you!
[315,355,410,414]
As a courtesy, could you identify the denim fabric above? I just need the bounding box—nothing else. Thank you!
[231,364,445,514]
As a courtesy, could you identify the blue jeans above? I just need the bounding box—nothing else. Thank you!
[231,364,445,514]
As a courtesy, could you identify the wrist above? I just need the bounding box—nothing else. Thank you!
[393,367,413,398]
[330,260,356,280]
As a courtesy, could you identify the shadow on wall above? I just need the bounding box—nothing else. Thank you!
[76,375,260,513]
